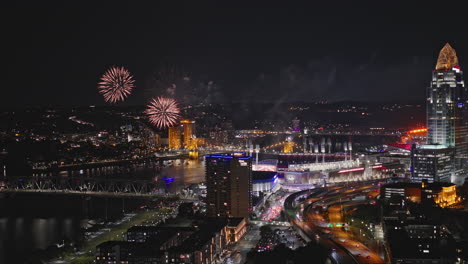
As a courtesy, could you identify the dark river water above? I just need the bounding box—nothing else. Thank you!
[0,158,206,264]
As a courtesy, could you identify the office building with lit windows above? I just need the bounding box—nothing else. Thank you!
[168,126,182,149]
[381,181,459,208]
[94,219,235,264]
[411,43,468,184]
[426,44,468,179]
[205,153,252,218]
[167,120,197,150]
[180,119,196,149]
[428,43,467,149]
[411,144,453,183]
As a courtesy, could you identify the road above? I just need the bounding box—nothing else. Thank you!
[262,192,288,222]
[228,226,262,264]
[293,218,358,264]
[288,183,385,264]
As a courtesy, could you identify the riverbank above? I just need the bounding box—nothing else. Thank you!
[48,204,178,264]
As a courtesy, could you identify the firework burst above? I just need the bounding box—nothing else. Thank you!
[98,66,135,103]
[145,96,181,129]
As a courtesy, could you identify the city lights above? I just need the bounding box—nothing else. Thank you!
[3,4,468,263]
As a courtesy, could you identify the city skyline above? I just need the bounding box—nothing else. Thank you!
[4,3,468,264]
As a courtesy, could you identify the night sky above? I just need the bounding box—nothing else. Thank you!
[4,1,468,107]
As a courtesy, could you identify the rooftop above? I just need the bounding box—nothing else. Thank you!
[383,182,420,188]
[205,152,253,160]
[172,218,228,253]
[127,226,161,232]
[96,240,142,251]
[252,171,277,181]
[416,144,450,150]
[382,181,455,190]
[227,217,245,227]
[386,228,455,260]
[435,43,459,71]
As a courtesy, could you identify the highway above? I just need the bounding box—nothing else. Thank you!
[261,191,288,222]
[286,182,386,264]
[285,188,359,264]
[293,218,358,264]
[307,207,383,264]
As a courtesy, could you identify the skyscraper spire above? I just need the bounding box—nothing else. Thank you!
[435,43,459,70]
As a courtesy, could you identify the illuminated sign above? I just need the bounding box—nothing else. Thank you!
[338,168,365,174]
[408,128,427,134]
[252,164,277,172]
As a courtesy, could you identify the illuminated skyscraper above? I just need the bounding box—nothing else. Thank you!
[180,119,195,149]
[168,126,181,149]
[427,43,467,152]
[413,43,468,184]
[283,136,294,153]
[205,153,252,218]
[283,142,293,153]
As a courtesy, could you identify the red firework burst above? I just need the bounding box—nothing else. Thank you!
[98,66,135,103]
[145,97,181,129]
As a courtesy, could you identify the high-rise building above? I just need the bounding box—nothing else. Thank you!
[411,144,453,183]
[291,118,300,132]
[180,119,196,149]
[168,126,181,149]
[420,43,468,184]
[283,136,294,153]
[205,153,252,218]
[427,43,467,154]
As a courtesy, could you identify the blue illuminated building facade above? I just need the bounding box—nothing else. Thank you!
[252,171,278,195]
[205,153,252,218]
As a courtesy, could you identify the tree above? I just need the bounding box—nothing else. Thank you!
[293,242,328,264]
[260,225,273,237]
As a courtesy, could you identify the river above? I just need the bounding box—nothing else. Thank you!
[0,158,206,264]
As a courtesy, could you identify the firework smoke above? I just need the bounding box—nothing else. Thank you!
[145,64,193,103]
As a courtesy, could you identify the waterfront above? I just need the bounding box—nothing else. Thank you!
[0,158,206,264]
[0,135,402,264]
